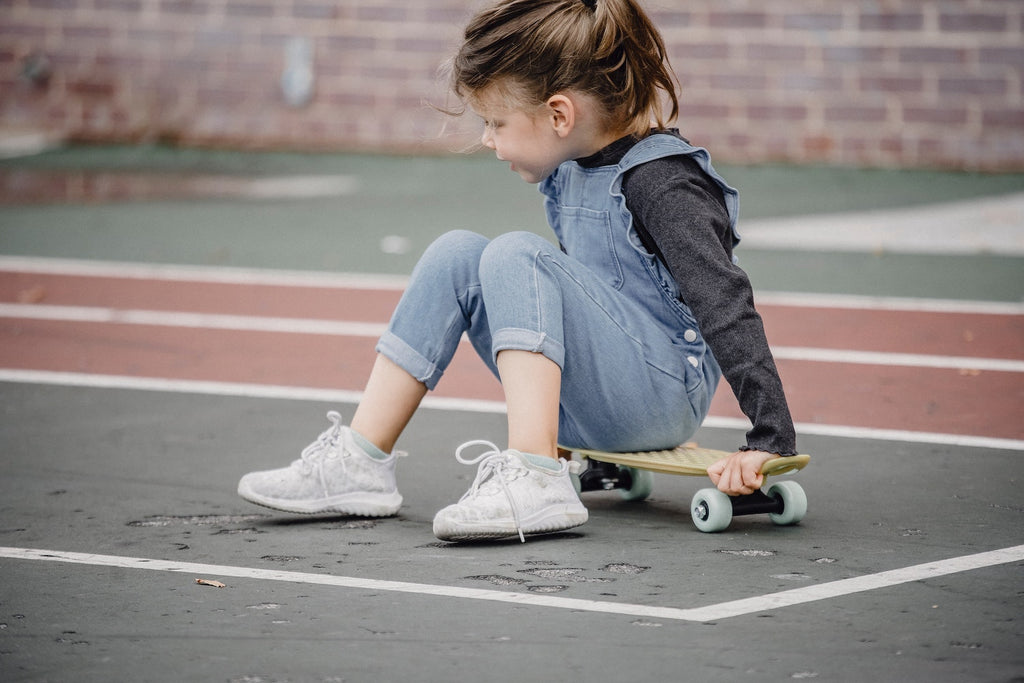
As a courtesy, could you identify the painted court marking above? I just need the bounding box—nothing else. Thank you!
[0,302,390,338]
[0,255,410,290]
[4,305,1019,374]
[4,302,1022,373]
[3,255,1023,315]
[2,368,1023,451]
[1,545,1021,623]
[769,345,1024,373]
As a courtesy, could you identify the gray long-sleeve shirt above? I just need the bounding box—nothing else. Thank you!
[576,133,797,455]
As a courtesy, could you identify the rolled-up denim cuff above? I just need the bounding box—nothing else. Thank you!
[491,328,565,370]
[376,331,444,390]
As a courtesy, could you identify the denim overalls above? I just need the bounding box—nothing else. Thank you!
[377,134,739,452]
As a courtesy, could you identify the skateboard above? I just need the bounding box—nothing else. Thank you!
[562,444,810,533]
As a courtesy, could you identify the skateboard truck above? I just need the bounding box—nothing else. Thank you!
[693,489,784,520]
[576,458,653,501]
[577,458,633,492]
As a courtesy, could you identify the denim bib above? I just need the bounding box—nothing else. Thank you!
[539,134,740,392]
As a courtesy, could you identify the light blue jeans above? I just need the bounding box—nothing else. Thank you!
[376,230,717,452]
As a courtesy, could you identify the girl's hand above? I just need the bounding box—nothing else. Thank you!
[707,450,775,496]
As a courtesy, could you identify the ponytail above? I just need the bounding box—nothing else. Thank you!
[451,0,679,137]
[590,0,679,134]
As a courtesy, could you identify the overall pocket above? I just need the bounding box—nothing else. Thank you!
[557,206,624,291]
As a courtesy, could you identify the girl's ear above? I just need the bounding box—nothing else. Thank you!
[545,94,575,138]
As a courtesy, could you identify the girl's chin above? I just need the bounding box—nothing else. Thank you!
[510,165,545,183]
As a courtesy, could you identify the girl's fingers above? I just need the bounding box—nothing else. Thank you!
[720,460,747,495]
[711,451,770,495]
[706,460,725,485]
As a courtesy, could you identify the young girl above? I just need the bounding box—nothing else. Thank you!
[238,0,797,542]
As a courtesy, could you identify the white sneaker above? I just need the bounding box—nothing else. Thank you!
[432,441,588,543]
[237,411,402,516]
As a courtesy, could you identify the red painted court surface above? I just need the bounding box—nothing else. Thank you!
[1,265,1022,444]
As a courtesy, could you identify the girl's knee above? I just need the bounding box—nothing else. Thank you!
[426,229,488,257]
[488,230,551,252]
[480,231,553,272]
[416,230,489,272]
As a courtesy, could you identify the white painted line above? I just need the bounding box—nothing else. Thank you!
[227,175,360,199]
[756,291,1024,316]
[0,303,388,337]
[2,255,1021,315]
[0,369,507,415]
[2,545,1022,623]
[784,421,1024,452]
[2,369,1023,451]
[0,255,410,290]
[4,303,1020,373]
[771,345,1024,373]
[701,415,1024,451]
[738,192,1024,256]
[683,544,1024,622]
[0,546,691,622]
[0,130,63,159]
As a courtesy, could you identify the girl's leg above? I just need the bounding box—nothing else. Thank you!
[432,346,586,543]
[437,226,698,542]
[496,349,561,459]
[375,230,496,394]
[376,230,562,460]
[362,228,502,453]
[238,231,491,518]
[478,231,709,452]
[350,354,427,453]
[373,229,565,462]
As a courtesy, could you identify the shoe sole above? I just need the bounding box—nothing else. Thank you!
[238,482,402,517]
[433,504,588,542]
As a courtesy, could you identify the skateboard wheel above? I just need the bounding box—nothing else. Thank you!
[619,466,653,501]
[690,487,732,532]
[765,480,807,526]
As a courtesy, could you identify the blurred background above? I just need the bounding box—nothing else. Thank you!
[1,0,1022,170]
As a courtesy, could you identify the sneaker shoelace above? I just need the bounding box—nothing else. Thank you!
[295,410,347,493]
[455,440,538,543]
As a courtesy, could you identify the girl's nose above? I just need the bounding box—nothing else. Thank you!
[480,127,495,149]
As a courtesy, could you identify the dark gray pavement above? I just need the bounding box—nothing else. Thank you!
[2,384,1022,682]
[1,145,1023,682]
[3,384,1022,682]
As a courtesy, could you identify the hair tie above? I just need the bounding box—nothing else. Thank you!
[582,0,597,11]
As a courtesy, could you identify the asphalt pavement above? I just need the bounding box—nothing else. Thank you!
[0,144,1022,682]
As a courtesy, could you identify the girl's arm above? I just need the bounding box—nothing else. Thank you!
[623,155,797,460]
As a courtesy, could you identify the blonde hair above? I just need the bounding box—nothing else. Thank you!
[450,0,679,138]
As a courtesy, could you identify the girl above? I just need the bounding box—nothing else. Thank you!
[238,0,797,542]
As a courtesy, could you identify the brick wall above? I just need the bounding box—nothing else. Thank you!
[1,0,1022,170]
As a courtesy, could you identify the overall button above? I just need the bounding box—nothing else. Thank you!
[687,356,699,368]
[684,329,698,342]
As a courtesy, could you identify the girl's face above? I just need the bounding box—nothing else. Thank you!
[473,93,570,184]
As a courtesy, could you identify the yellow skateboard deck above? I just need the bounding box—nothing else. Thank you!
[568,444,810,477]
